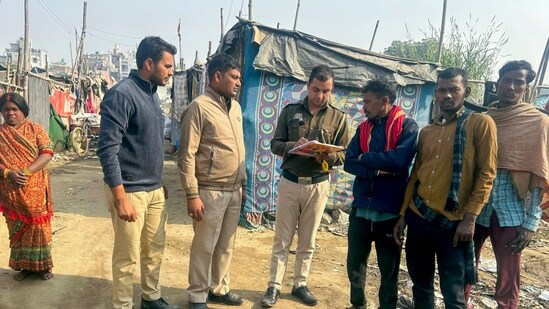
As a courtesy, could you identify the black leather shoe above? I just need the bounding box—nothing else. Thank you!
[188,302,208,309]
[207,290,244,306]
[261,287,281,307]
[140,297,180,309]
[291,286,318,306]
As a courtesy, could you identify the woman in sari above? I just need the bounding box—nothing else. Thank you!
[0,92,55,281]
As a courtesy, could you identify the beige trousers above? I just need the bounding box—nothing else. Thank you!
[105,185,167,309]
[187,188,242,303]
[268,177,330,289]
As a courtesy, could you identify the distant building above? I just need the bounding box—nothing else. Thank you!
[0,37,48,69]
[84,45,136,81]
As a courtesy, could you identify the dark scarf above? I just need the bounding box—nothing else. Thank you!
[446,110,473,212]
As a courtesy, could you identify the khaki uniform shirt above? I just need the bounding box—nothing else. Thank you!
[271,97,349,177]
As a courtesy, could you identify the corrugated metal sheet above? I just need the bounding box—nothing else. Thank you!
[28,74,51,131]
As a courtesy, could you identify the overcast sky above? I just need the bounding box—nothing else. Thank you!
[1,0,548,83]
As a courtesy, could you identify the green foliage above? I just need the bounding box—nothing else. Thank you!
[384,16,508,100]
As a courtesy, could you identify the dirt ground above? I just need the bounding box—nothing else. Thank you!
[0,155,548,309]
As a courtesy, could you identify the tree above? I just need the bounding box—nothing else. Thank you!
[384,16,508,100]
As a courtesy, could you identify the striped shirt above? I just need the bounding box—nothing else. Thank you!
[477,169,543,232]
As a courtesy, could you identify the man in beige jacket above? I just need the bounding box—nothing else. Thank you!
[178,53,246,309]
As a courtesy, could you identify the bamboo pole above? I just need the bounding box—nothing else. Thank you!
[220,8,224,43]
[178,18,183,70]
[23,0,30,99]
[369,20,380,51]
[5,56,11,85]
[293,0,301,31]
[76,1,87,113]
[248,0,253,21]
[436,0,448,64]
[529,37,549,102]
[15,46,23,87]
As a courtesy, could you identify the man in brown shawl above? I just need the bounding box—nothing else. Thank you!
[465,60,549,308]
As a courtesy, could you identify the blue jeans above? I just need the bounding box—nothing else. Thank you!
[347,208,401,309]
[405,210,467,309]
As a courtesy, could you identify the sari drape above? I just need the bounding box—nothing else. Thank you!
[0,119,54,271]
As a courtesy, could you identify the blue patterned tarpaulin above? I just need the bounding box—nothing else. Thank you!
[240,70,434,227]
[220,21,436,228]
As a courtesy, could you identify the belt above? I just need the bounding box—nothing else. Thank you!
[282,170,328,185]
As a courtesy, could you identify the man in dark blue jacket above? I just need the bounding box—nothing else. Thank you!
[344,79,418,309]
[98,36,179,309]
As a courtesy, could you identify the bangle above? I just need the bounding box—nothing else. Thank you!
[3,169,10,179]
[23,167,34,176]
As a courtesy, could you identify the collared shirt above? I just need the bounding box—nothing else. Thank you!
[271,97,349,177]
[401,108,498,221]
[477,169,543,231]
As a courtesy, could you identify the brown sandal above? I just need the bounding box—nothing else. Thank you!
[40,270,54,280]
[13,269,33,281]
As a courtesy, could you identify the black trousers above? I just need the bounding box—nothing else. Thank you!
[405,209,467,309]
[346,208,401,309]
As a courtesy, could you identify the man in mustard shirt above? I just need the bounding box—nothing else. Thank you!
[394,67,497,308]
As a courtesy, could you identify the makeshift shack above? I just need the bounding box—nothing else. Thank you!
[200,19,442,227]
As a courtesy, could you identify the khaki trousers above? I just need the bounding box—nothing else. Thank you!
[187,188,242,303]
[268,177,329,289]
[105,185,167,309]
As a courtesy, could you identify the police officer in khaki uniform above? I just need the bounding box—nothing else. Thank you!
[261,65,349,307]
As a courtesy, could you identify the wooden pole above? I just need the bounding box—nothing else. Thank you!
[69,42,74,69]
[15,46,23,87]
[71,28,79,79]
[538,39,549,86]
[23,0,30,99]
[529,37,549,102]
[76,2,87,80]
[76,1,87,113]
[5,56,10,85]
[248,0,253,21]
[293,0,301,31]
[369,20,380,51]
[220,8,224,43]
[207,41,212,61]
[436,0,448,64]
[45,54,49,77]
[277,22,280,29]
[178,18,183,70]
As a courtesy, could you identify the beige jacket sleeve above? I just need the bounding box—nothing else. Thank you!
[178,102,202,198]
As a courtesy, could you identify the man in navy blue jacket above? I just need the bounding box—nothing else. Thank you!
[98,36,179,309]
[344,79,418,309]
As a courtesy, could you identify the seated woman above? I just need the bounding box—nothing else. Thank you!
[0,92,55,281]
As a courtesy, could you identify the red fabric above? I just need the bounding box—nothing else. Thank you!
[50,88,74,117]
[358,105,405,153]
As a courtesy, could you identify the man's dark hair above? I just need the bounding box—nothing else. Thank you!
[207,53,240,80]
[437,67,468,87]
[135,36,177,70]
[498,60,536,84]
[362,78,397,103]
[0,92,29,117]
[308,65,334,84]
